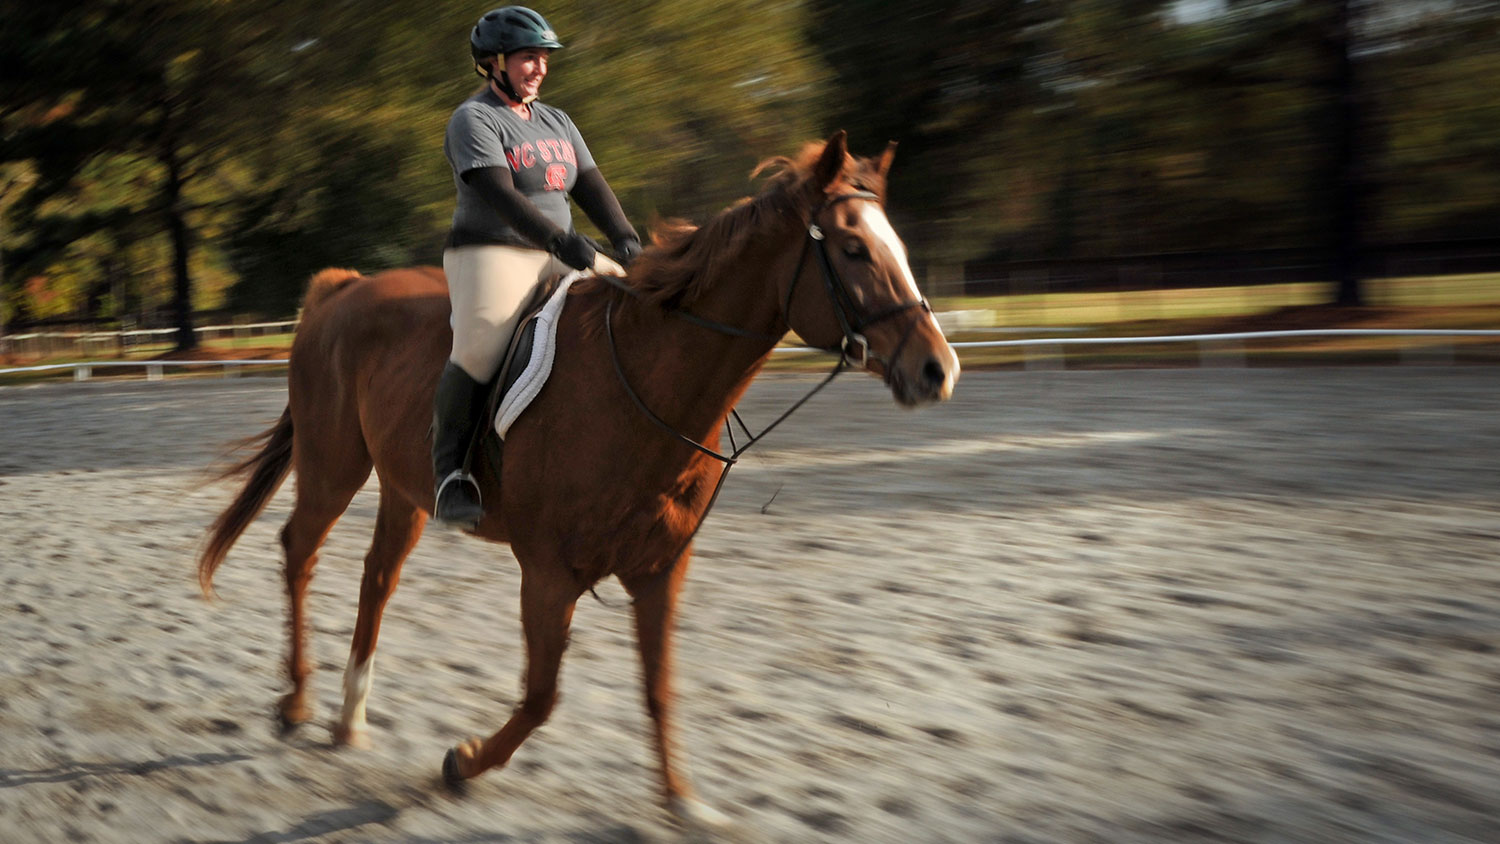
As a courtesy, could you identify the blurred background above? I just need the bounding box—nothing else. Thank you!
[2,0,1498,360]
[2,7,1498,839]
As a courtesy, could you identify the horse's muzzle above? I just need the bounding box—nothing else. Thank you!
[889,345,960,407]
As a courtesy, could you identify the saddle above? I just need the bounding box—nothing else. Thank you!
[463,270,585,480]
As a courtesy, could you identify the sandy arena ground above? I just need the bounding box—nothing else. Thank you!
[1,368,1497,843]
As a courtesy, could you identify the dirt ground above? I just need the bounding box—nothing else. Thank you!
[1,368,1497,843]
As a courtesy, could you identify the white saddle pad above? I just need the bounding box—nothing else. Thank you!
[493,271,585,440]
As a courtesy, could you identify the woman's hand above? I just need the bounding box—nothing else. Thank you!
[613,236,643,268]
[550,230,598,271]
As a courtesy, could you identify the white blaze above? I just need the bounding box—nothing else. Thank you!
[859,204,923,301]
[859,202,960,399]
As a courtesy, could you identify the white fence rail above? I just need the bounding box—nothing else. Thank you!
[0,359,290,382]
[951,328,1500,369]
[0,321,299,358]
[2,328,1496,383]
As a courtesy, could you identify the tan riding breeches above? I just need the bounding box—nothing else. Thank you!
[443,244,568,382]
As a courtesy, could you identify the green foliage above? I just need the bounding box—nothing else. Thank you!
[2,0,1498,325]
[807,0,1040,260]
[224,118,450,313]
[1370,8,1500,240]
[0,0,323,338]
[547,0,826,227]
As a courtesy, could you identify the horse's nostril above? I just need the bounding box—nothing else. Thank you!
[922,358,945,388]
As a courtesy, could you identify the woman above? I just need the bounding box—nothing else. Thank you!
[434,6,641,529]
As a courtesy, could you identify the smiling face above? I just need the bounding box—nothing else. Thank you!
[499,47,550,101]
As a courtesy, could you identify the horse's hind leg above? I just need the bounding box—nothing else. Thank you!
[442,566,582,783]
[333,486,426,748]
[621,560,732,829]
[278,457,371,731]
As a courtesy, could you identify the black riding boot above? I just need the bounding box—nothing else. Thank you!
[431,361,486,530]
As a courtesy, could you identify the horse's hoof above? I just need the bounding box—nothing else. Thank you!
[276,696,314,735]
[442,737,485,791]
[441,748,467,791]
[667,795,734,831]
[331,723,371,750]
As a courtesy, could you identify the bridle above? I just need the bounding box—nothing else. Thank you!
[593,189,934,585]
[602,188,931,458]
[784,190,932,372]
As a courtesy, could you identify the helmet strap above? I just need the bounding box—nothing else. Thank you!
[481,55,536,105]
[499,69,537,105]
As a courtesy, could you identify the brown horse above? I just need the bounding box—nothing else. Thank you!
[198,131,958,826]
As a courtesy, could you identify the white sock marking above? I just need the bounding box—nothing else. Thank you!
[340,653,375,732]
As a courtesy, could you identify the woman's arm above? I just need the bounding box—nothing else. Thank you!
[461,166,597,270]
[571,167,642,265]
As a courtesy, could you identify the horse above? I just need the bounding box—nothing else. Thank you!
[198,130,960,826]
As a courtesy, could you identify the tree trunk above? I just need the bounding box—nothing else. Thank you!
[163,138,197,352]
[1328,0,1365,306]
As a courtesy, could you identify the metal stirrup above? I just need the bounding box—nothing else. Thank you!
[435,469,481,513]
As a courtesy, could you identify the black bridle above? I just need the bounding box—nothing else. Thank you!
[596,190,933,579]
[784,190,932,371]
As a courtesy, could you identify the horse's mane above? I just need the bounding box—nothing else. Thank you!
[605,142,858,311]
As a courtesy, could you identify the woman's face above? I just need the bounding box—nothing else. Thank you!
[500,48,550,101]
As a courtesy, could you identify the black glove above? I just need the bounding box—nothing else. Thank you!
[613,236,643,268]
[549,230,597,271]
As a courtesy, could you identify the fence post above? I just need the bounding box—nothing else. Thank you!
[1024,342,1063,371]
[74,365,92,382]
[1202,338,1246,368]
[147,364,163,381]
[1400,341,1454,366]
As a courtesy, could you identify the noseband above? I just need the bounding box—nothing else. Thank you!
[783,190,933,373]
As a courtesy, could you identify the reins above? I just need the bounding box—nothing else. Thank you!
[596,272,781,342]
[605,296,842,466]
[595,189,930,596]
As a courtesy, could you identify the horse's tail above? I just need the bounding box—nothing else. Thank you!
[302,267,362,315]
[198,407,295,598]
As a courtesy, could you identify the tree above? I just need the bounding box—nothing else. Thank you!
[806,0,1044,265]
[7,0,1498,326]
[218,0,829,315]
[1,0,320,348]
[1320,0,1367,305]
[1365,1,1500,243]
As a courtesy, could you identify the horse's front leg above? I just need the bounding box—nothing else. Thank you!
[442,567,581,784]
[621,558,733,830]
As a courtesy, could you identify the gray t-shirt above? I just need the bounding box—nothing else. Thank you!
[444,87,596,248]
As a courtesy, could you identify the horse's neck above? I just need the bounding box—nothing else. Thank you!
[681,248,793,353]
[617,224,802,442]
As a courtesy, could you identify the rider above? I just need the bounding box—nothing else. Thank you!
[434,6,642,529]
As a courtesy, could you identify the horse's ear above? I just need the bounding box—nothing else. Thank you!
[813,130,849,191]
[877,140,898,179]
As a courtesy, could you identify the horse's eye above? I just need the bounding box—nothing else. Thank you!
[844,241,870,261]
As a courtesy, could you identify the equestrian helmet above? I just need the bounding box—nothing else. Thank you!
[471,6,564,60]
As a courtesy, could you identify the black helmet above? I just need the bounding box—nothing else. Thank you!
[470,6,564,61]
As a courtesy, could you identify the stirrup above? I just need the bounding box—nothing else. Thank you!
[434,469,483,528]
